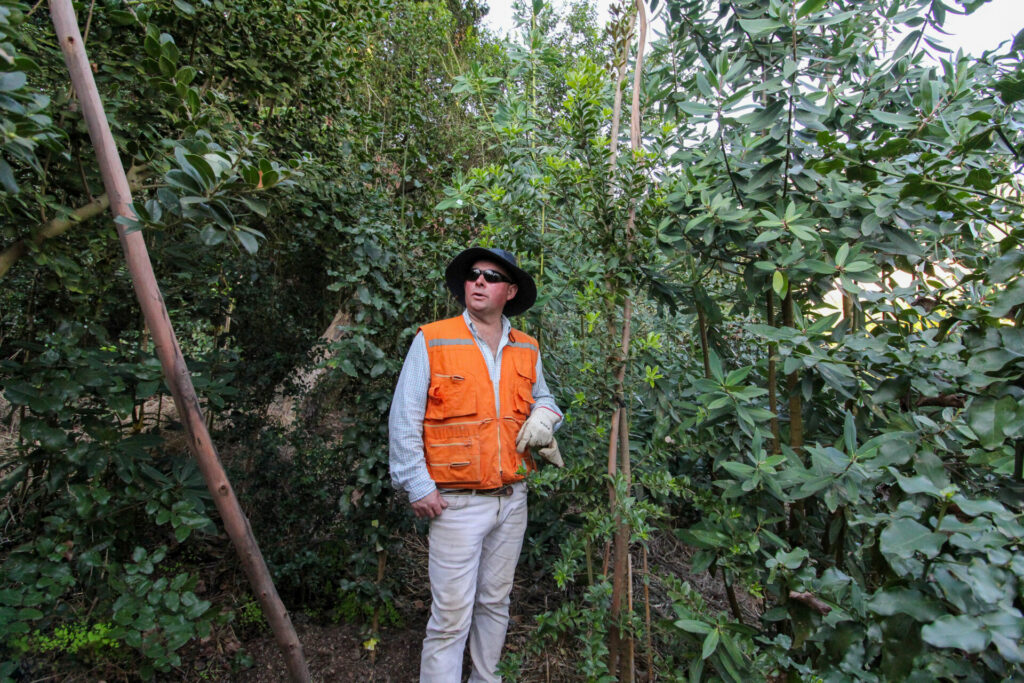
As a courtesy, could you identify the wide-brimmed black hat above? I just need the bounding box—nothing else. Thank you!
[445,247,537,316]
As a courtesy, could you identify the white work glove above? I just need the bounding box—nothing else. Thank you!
[515,408,559,453]
[537,437,564,468]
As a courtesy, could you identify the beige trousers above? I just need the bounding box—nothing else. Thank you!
[419,482,528,683]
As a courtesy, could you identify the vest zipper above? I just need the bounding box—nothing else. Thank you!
[496,357,502,484]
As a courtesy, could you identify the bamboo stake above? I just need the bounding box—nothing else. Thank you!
[48,4,310,680]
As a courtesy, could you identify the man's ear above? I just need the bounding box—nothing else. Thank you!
[506,284,518,302]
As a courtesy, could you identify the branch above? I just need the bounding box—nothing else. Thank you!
[0,165,148,280]
[789,590,831,615]
[833,152,1024,211]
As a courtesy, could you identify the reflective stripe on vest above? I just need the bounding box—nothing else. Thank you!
[419,315,538,489]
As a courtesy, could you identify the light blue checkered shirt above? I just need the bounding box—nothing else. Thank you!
[388,310,562,502]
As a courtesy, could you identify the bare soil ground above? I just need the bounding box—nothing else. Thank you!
[236,531,761,682]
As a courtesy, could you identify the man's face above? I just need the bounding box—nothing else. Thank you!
[464,259,518,318]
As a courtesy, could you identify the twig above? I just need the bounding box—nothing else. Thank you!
[789,590,831,615]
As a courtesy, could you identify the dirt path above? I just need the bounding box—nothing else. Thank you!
[240,620,426,682]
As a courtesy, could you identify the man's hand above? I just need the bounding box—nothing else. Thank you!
[515,408,560,453]
[411,489,448,519]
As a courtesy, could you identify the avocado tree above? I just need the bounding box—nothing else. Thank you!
[646,0,1024,678]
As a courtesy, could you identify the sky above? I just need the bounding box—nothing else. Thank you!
[481,0,1024,56]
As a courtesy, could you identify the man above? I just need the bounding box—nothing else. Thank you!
[389,246,563,683]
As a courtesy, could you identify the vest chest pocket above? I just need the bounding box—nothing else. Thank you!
[424,374,477,420]
[511,356,536,417]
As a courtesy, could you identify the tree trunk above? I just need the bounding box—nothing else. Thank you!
[696,303,712,380]
[782,290,803,451]
[606,2,647,677]
[49,4,310,680]
[782,289,803,531]
[266,309,351,428]
[766,290,780,454]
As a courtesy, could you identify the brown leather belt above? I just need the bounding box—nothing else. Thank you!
[439,485,514,497]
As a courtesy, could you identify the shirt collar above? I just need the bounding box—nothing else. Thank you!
[463,309,510,339]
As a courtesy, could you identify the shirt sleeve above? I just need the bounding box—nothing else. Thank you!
[388,332,437,502]
[531,353,563,430]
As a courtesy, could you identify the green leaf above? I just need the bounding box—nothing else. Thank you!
[789,223,818,241]
[701,628,720,659]
[842,260,874,273]
[236,228,259,254]
[738,18,784,35]
[721,461,755,478]
[835,242,850,267]
[989,279,1024,318]
[676,527,730,549]
[772,270,788,298]
[0,71,27,92]
[674,619,712,634]
[676,101,716,116]
[797,0,828,19]
[995,76,1024,105]
[879,518,945,559]
[922,615,990,652]
[185,154,216,187]
[199,224,227,246]
[966,396,1017,449]
[0,589,23,606]
[174,66,197,85]
[435,197,462,211]
[866,588,943,621]
[707,348,724,382]
[892,471,942,497]
[0,160,17,194]
[869,110,918,127]
[240,197,269,217]
[1013,27,1024,52]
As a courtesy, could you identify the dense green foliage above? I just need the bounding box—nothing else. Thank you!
[0,0,483,677]
[2,0,1023,680]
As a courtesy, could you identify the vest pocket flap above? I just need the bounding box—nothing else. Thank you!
[511,351,537,383]
[425,374,477,420]
[512,365,535,416]
[425,437,482,485]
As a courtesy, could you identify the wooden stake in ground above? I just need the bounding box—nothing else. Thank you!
[48,3,310,681]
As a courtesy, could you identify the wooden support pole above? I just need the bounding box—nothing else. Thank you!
[48,3,310,681]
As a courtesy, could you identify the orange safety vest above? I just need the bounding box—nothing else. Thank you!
[420,315,538,489]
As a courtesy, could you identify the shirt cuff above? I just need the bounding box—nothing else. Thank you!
[407,475,437,503]
[539,406,563,420]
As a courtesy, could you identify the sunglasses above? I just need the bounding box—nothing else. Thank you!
[466,268,514,284]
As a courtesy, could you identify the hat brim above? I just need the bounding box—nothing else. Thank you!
[445,247,537,317]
